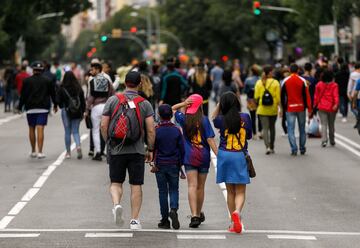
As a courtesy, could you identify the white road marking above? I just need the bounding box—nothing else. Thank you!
[335,133,360,150]
[0,217,14,229]
[0,115,22,126]
[21,188,40,202]
[0,134,88,229]
[0,233,40,238]
[267,235,317,240]
[335,139,360,158]
[33,175,48,188]
[177,234,226,240]
[8,202,27,216]
[2,228,360,236]
[85,233,133,238]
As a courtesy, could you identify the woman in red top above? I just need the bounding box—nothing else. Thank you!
[314,70,339,147]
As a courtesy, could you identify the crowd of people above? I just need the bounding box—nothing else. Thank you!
[1,54,360,234]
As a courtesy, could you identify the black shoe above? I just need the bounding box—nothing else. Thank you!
[321,142,327,148]
[88,150,94,157]
[158,218,170,229]
[199,212,205,223]
[291,151,297,156]
[300,149,306,155]
[189,217,201,228]
[169,209,180,230]
[330,142,336,146]
[92,153,102,161]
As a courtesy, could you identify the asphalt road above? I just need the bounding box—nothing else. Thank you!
[0,101,360,248]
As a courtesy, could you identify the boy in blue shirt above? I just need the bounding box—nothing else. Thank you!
[152,104,185,229]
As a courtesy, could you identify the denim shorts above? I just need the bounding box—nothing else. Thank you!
[184,164,209,174]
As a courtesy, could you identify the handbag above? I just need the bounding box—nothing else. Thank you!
[237,134,256,178]
[85,114,92,129]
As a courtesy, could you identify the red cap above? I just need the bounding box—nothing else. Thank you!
[186,94,203,115]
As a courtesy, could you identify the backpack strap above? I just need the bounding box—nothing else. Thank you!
[111,93,126,119]
[132,96,145,130]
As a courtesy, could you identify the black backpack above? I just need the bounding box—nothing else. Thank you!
[63,88,82,119]
[262,80,275,106]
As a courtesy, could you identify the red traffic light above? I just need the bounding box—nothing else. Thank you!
[130,26,137,33]
[87,51,93,58]
[91,47,97,53]
[254,1,261,8]
[221,55,229,62]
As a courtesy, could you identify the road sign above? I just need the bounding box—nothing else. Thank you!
[111,29,122,38]
[319,25,335,46]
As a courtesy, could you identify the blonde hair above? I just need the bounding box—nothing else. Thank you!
[140,74,154,98]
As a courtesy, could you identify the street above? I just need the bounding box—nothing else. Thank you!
[0,101,360,248]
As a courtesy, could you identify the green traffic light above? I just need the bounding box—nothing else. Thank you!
[254,9,261,15]
[101,35,108,42]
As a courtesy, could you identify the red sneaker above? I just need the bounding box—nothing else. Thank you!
[231,212,242,233]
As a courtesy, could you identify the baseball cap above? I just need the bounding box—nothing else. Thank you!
[186,94,203,115]
[158,104,173,120]
[31,61,44,70]
[125,71,141,87]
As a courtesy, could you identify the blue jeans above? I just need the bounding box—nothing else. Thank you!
[155,165,180,219]
[286,111,306,153]
[339,95,349,118]
[61,109,81,152]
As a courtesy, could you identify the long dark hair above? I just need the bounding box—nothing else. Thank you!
[184,107,203,141]
[61,71,82,95]
[220,92,241,134]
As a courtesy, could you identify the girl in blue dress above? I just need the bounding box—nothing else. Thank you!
[212,92,252,234]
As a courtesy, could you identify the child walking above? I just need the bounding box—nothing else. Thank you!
[152,104,185,229]
[212,92,252,234]
[172,94,218,228]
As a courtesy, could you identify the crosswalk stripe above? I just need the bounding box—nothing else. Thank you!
[177,234,226,240]
[267,235,317,240]
[85,233,133,238]
[0,233,40,238]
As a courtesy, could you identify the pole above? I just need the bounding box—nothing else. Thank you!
[333,5,339,56]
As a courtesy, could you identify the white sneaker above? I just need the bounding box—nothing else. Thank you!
[130,219,142,230]
[341,118,347,123]
[37,153,46,159]
[65,153,71,159]
[112,205,124,226]
[29,152,37,158]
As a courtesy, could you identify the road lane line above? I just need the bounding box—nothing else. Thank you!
[0,115,22,126]
[335,139,360,158]
[33,176,48,188]
[0,233,40,238]
[21,188,40,202]
[0,217,14,229]
[0,134,88,229]
[335,133,360,150]
[85,233,133,238]
[177,234,226,239]
[8,202,27,216]
[267,235,317,240]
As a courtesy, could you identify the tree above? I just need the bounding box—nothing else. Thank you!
[0,0,91,63]
[161,0,297,63]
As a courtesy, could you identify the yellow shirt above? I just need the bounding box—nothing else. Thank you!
[254,78,280,116]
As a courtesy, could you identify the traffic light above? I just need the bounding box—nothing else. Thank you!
[221,55,229,62]
[100,35,108,42]
[130,26,137,33]
[91,47,97,53]
[253,1,261,15]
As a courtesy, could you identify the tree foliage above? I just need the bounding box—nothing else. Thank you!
[0,0,91,63]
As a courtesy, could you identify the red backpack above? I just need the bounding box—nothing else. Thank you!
[109,93,144,146]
